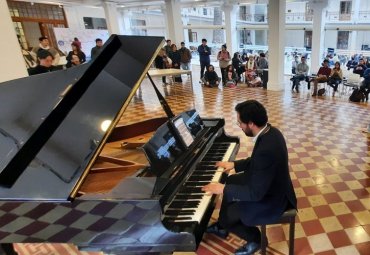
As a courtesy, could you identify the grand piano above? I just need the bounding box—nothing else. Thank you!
[0,35,239,254]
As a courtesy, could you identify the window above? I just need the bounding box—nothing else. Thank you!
[131,19,146,26]
[304,31,312,48]
[239,30,251,45]
[83,17,107,29]
[239,6,247,21]
[337,31,349,49]
[203,8,207,15]
[188,30,197,43]
[340,1,352,20]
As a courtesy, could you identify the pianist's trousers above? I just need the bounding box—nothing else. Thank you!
[218,174,261,243]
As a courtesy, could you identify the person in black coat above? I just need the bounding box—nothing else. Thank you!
[169,44,182,82]
[203,65,219,87]
[203,100,297,255]
[66,42,86,68]
[232,52,245,81]
[28,50,57,75]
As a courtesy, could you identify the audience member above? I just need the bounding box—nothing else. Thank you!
[198,39,211,80]
[66,42,86,68]
[291,56,310,93]
[232,52,245,81]
[154,48,167,85]
[169,44,182,82]
[360,67,370,102]
[225,64,237,88]
[73,37,81,49]
[203,65,220,88]
[353,58,367,77]
[257,52,268,70]
[327,61,343,97]
[28,50,57,75]
[179,42,192,71]
[346,56,357,70]
[31,36,60,66]
[164,39,172,55]
[91,38,103,60]
[312,59,331,96]
[217,44,231,85]
[291,55,299,74]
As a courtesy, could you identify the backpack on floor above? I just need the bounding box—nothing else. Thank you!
[349,88,364,102]
[317,88,326,96]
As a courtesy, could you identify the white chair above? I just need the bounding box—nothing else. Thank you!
[342,73,362,95]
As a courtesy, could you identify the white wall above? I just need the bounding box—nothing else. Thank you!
[356,31,370,49]
[285,30,304,47]
[64,6,105,30]
[0,0,27,82]
[359,0,370,10]
[286,2,306,13]
[327,0,340,12]
[324,30,338,49]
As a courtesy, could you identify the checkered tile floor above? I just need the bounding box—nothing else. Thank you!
[13,65,369,255]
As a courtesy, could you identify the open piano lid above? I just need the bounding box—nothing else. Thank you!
[0,35,164,201]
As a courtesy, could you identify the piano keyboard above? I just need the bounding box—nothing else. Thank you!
[163,142,237,223]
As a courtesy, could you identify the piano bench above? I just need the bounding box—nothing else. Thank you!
[260,209,297,255]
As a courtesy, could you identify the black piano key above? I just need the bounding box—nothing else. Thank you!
[202,156,223,161]
[175,194,203,200]
[207,149,227,153]
[188,175,214,181]
[184,181,209,187]
[165,209,195,216]
[195,166,217,171]
[179,187,203,194]
[169,201,199,208]
[164,216,192,220]
[192,171,216,175]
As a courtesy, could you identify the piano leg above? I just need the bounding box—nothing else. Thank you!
[0,244,18,255]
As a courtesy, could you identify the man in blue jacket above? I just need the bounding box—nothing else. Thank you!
[203,100,297,255]
[361,67,370,101]
[197,38,211,79]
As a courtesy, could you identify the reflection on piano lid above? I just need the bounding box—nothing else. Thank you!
[143,122,184,177]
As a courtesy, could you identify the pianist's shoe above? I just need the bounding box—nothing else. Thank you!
[234,242,261,255]
[206,222,229,239]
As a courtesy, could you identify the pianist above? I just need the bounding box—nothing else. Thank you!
[202,100,297,255]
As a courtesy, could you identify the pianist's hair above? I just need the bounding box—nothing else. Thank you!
[235,100,268,127]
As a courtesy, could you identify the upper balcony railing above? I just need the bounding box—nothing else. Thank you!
[358,11,370,22]
[326,11,353,22]
[286,12,313,22]
[239,13,267,23]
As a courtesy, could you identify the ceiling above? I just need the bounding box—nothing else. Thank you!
[12,0,274,9]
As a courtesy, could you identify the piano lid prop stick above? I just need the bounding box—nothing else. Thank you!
[147,72,175,119]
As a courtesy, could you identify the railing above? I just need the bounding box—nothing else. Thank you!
[358,11,370,22]
[326,11,353,21]
[239,14,267,23]
[286,12,312,22]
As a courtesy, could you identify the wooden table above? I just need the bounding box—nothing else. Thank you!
[147,68,193,91]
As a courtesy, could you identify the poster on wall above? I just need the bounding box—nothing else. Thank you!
[54,28,110,60]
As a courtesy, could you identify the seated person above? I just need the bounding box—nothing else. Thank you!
[202,65,219,87]
[291,56,310,93]
[353,58,367,77]
[360,67,370,102]
[291,55,299,74]
[203,100,297,255]
[346,56,357,70]
[245,70,262,87]
[28,50,57,76]
[327,61,343,97]
[224,64,238,87]
[312,59,331,96]
[66,54,81,68]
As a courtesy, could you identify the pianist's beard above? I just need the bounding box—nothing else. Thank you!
[243,125,253,137]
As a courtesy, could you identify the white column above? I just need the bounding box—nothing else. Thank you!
[267,0,285,91]
[0,0,28,82]
[121,9,132,35]
[350,0,360,51]
[102,1,121,35]
[164,0,184,45]
[310,0,328,74]
[223,3,238,55]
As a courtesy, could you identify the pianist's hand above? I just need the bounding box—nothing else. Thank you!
[215,161,234,173]
[202,183,225,195]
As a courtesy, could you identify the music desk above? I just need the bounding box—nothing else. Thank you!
[147,68,193,91]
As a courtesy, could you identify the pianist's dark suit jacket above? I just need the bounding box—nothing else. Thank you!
[223,124,297,226]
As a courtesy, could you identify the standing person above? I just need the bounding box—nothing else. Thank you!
[169,44,182,82]
[31,36,60,66]
[257,52,268,70]
[28,50,57,75]
[73,37,82,49]
[291,56,310,93]
[164,39,172,56]
[311,59,331,96]
[154,48,167,85]
[203,100,297,255]
[232,52,244,81]
[66,42,86,68]
[179,42,192,71]
[217,44,231,85]
[198,38,211,80]
[91,38,103,61]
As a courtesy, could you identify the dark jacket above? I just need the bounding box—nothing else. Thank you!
[154,55,165,69]
[169,51,181,68]
[66,51,86,68]
[90,46,102,60]
[179,47,192,63]
[353,64,367,77]
[204,70,219,84]
[197,44,211,63]
[28,65,57,75]
[224,125,297,225]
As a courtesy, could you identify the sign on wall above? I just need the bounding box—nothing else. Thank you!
[54,28,110,59]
